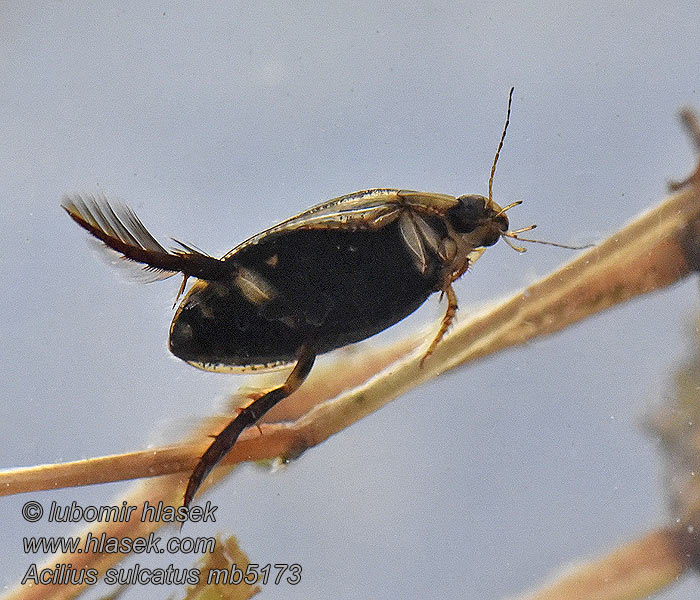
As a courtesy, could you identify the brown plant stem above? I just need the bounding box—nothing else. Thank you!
[516,527,687,600]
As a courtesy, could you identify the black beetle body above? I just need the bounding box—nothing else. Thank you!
[168,189,508,373]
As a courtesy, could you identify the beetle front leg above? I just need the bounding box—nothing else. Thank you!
[184,339,317,508]
[420,284,458,367]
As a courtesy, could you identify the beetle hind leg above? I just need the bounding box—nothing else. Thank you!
[183,340,317,508]
[420,284,458,367]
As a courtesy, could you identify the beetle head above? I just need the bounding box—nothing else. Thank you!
[447,194,510,248]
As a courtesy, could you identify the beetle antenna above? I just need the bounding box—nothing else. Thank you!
[489,87,515,203]
[504,232,593,250]
[498,203,593,252]
[502,227,593,251]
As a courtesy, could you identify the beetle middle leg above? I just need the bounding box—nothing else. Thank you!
[184,339,317,508]
[420,284,458,367]
[419,245,490,366]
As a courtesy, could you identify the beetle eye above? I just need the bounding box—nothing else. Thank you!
[448,195,488,233]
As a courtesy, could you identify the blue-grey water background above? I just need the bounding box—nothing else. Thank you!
[2,2,700,598]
